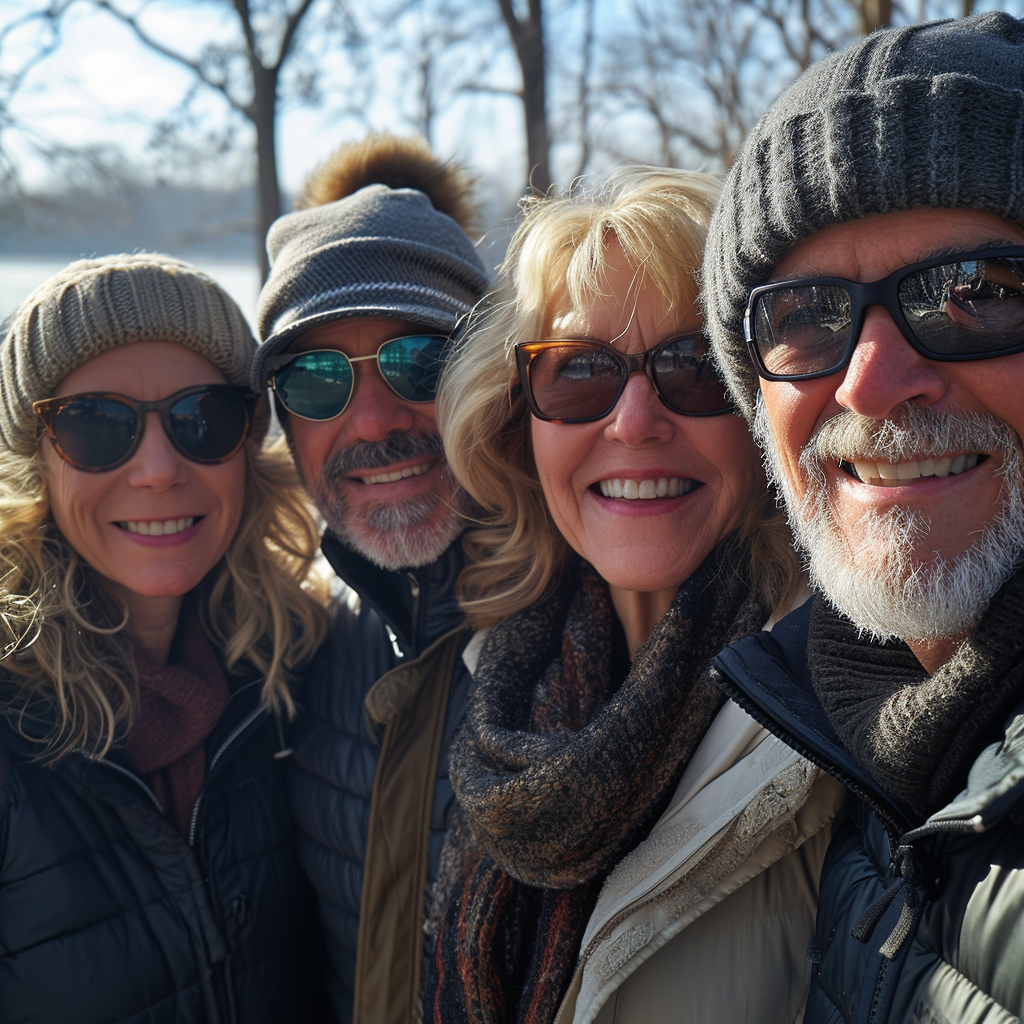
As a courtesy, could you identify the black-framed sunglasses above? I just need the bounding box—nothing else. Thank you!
[745,246,1024,382]
[33,385,259,473]
[265,334,452,421]
[514,335,733,423]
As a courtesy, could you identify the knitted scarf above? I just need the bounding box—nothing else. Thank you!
[426,542,769,1024]
[125,613,229,838]
[807,561,1024,822]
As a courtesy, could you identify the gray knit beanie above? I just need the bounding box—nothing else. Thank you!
[252,184,491,390]
[704,12,1024,422]
[1,253,256,455]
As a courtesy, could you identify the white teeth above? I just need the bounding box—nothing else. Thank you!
[121,517,195,535]
[360,462,432,485]
[848,453,982,486]
[598,477,695,499]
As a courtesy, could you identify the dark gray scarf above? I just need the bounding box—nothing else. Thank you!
[426,542,769,1024]
[807,562,1024,821]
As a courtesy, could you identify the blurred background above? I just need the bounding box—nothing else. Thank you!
[2,0,1017,323]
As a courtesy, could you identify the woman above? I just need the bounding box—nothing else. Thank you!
[0,254,330,1023]
[428,169,845,1024]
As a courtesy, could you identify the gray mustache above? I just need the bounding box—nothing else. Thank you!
[322,431,444,482]
[799,405,1018,472]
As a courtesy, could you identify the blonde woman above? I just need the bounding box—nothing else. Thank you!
[0,255,330,1024]
[427,169,845,1024]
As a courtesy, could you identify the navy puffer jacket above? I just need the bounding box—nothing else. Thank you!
[0,673,329,1024]
[288,532,471,1024]
[713,600,1024,1024]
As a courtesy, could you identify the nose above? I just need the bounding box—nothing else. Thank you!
[125,413,189,489]
[603,372,675,446]
[833,306,950,419]
[338,361,417,442]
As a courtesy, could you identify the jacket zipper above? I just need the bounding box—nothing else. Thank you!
[188,706,267,847]
[77,751,164,814]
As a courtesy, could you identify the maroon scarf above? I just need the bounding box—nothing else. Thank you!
[125,614,229,837]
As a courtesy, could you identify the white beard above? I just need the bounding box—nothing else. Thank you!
[753,397,1024,643]
[321,489,468,571]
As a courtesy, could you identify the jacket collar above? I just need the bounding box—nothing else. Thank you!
[320,530,466,654]
[713,597,1024,842]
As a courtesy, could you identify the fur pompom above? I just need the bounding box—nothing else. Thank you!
[295,133,478,232]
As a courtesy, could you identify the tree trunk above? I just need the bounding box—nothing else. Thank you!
[497,0,551,193]
[856,0,892,34]
[251,63,281,282]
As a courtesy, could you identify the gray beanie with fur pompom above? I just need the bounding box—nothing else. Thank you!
[703,12,1024,423]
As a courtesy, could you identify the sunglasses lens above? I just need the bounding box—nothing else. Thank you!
[751,285,853,377]
[378,335,450,402]
[275,351,354,420]
[651,337,732,414]
[900,255,1024,356]
[51,398,138,469]
[525,344,624,421]
[169,388,250,461]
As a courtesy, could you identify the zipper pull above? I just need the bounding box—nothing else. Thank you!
[851,844,921,961]
[273,715,293,760]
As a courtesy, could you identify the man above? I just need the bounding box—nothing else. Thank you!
[251,135,490,1024]
[704,14,1024,1023]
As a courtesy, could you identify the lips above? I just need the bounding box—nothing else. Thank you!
[840,453,985,486]
[597,476,701,499]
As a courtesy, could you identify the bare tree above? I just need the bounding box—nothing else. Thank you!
[495,0,550,191]
[67,0,368,277]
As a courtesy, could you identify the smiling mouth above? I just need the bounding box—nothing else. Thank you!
[597,476,702,499]
[117,517,199,536]
[838,453,987,486]
[356,461,435,486]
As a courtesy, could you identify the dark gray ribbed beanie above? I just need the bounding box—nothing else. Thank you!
[704,12,1024,422]
[1,253,256,456]
[252,184,490,390]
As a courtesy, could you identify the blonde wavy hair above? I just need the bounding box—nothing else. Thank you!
[0,419,330,762]
[437,166,800,628]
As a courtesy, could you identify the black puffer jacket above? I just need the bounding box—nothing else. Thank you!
[713,600,1024,1024]
[288,532,472,1024]
[0,672,329,1024]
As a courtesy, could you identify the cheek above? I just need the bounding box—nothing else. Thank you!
[288,418,340,481]
[699,417,764,520]
[529,418,585,524]
[759,381,829,492]
[214,457,247,542]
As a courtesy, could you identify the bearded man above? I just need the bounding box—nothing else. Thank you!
[705,14,1024,1023]
[251,135,489,1024]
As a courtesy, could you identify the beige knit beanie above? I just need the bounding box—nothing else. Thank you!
[1,253,256,455]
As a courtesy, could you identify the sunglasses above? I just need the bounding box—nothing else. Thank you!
[33,385,258,473]
[514,335,733,423]
[265,334,452,421]
[745,246,1024,381]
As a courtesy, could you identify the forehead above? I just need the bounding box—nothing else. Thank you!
[772,208,1024,282]
[547,244,700,342]
[56,341,224,396]
[291,316,426,355]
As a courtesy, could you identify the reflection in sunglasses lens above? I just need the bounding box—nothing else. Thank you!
[54,398,137,468]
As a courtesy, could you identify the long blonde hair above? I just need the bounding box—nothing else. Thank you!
[438,167,800,628]
[0,425,329,761]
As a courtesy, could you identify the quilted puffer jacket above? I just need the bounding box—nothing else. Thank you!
[288,531,472,1024]
[0,672,329,1024]
[713,600,1024,1024]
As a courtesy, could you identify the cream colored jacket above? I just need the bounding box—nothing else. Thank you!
[554,700,846,1024]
